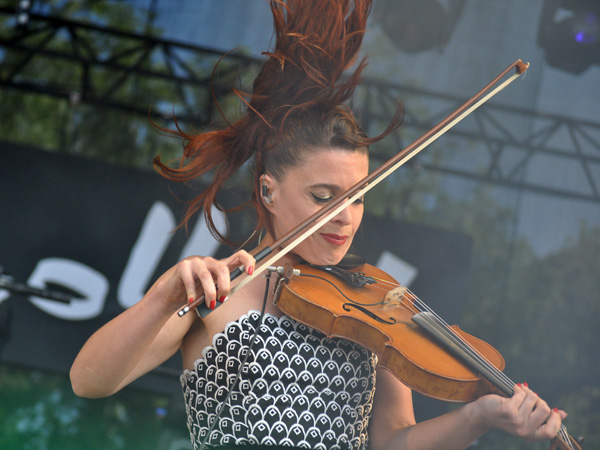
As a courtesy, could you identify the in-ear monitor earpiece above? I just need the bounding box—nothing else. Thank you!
[261,177,272,204]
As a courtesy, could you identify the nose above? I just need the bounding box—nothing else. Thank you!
[331,202,354,226]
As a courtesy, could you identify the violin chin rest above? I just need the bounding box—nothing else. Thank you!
[335,253,367,269]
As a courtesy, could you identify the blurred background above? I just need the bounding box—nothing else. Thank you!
[1,0,599,449]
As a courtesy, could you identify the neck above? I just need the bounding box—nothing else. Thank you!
[255,231,304,267]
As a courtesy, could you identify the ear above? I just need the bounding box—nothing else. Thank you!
[260,173,275,207]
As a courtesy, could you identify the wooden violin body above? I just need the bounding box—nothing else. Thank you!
[273,261,582,450]
[274,262,503,402]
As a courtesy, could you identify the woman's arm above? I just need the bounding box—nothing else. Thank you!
[70,251,255,398]
[368,369,566,450]
[69,282,192,398]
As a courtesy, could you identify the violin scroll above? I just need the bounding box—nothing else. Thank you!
[550,433,583,450]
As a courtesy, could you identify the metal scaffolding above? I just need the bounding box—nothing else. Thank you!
[1,5,599,204]
[358,80,600,204]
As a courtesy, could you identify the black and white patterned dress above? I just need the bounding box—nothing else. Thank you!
[180,311,378,450]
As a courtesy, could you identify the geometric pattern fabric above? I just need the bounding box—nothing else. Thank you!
[181,311,378,449]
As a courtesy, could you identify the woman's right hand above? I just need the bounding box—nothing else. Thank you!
[154,249,256,312]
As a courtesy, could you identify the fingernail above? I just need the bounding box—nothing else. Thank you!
[189,297,194,304]
[553,407,559,413]
[516,383,522,387]
[219,295,227,303]
[523,382,529,388]
[210,299,216,310]
[247,266,254,275]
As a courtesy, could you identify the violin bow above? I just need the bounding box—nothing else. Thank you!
[179,59,529,318]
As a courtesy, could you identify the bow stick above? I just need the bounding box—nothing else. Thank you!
[179,59,530,318]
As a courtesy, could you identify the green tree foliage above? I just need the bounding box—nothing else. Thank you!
[460,222,600,450]
[0,0,257,170]
[492,225,600,449]
[0,0,175,167]
[0,366,188,450]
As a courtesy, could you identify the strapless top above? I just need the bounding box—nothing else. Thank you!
[180,311,378,449]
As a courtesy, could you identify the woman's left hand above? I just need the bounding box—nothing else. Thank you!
[473,383,567,442]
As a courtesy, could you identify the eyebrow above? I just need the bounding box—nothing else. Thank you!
[307,183,340,191]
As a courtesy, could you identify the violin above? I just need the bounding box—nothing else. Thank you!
[272,260,583,450]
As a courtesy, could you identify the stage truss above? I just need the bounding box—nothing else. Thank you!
[1,6,598,205]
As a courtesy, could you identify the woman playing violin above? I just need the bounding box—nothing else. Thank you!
[70,1,567,449]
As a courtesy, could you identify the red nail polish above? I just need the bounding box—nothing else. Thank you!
[247,266,254,275]
[553,407,559,413]
[219,295,226,303]
[210,299,216,309]
[523,382,529,388]
[516,383,522,387]
[189,297,194,304]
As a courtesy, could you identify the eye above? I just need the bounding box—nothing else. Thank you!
[311,192,364,206]
[311,193,333,204]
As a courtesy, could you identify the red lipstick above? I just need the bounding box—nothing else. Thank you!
[320,233,348,246]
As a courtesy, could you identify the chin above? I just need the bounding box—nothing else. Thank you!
[305,247,349,267]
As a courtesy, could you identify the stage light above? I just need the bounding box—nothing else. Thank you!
[572,11,599,44]
[537,0,600,74]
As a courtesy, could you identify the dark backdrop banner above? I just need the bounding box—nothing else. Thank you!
[0,143,472,400]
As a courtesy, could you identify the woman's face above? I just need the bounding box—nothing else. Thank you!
[264,147,368,266]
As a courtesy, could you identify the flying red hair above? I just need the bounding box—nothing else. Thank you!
[153,0,402,245]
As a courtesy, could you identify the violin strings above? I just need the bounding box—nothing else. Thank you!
[363,277,515,393]
[405,286,515,393]
[559,425,575,450]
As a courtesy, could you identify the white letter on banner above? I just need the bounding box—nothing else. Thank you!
[118,201,175,309]
[28,258,109,320]
[376,250,418,287]
[178,205,226,259]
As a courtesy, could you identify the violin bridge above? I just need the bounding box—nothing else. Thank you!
[383,285,409,307]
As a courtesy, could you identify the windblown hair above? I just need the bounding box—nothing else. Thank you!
[153,0,402,245]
